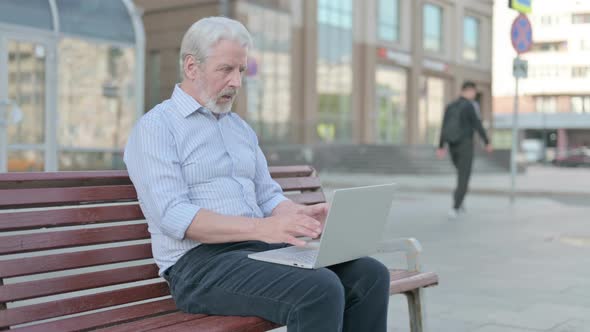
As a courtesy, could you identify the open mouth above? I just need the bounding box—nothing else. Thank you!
[218,94,234,103]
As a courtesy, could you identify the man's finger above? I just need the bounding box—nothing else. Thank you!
[291,225,319,238]
[285,236,306,247]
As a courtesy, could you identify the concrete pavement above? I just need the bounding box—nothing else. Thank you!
[318,165,590,200]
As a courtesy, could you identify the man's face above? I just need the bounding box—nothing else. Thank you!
[463,87,477,101]
[194,40,247,114]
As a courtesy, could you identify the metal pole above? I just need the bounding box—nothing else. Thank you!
[510,57,520,204]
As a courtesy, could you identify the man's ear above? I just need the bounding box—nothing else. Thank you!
[184,55,199,81]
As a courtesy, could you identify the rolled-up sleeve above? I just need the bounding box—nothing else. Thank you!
[124,117,200,240]
[253,146,288,216]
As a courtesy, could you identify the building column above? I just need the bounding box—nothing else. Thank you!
[407,0,424,145]
[352,0,376,144]
[300,0,318,144]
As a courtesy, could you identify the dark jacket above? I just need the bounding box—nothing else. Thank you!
[438,97,490,148]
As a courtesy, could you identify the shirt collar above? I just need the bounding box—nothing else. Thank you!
[171,84,207,117]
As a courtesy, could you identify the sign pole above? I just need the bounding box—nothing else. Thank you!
[510,56,520,204]
[509,12,532,204]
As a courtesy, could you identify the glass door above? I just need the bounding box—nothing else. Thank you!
[374,66,407,144]
[0,33,56,172]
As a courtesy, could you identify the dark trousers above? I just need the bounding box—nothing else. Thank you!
[449,139,474,210]
[163,241,390,332]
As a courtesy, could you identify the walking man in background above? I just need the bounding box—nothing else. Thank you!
[437,81,493,219]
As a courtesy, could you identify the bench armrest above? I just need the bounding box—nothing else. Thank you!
[377,237,422,272]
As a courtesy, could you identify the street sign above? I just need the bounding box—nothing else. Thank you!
[513,58,528,78]
[508,0,532,14]
[511,14,533,54]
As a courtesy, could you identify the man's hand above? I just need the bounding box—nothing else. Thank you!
[436,148,447,159]
[297,203,329,227]
[255,214,323,247]
[485,144,494,154]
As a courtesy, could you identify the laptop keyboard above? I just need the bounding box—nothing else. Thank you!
[291,250,319,265]
[261,248,319,265]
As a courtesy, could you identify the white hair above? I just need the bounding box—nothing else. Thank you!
[179,17,253,78]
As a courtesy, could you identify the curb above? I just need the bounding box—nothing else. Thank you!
[321,180,590,199]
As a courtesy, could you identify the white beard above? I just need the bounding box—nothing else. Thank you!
[205,96,234,114]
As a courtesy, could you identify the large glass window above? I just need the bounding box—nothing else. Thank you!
[7,41,46,146]
[463,16,480,61]
[377,0,400,43]
[6,40,47,172]
[572,66,590,78]
[423,3,443,53]
[58,38,136,170]
[0,0,53,30]
[572,13,590,24]
[418,76,446,145]
[571,96,590,113]
[244,3,293,144]
[317,0,353,143]
[535,96,557,113]
[56,0,135,43]
[375,66,407,144]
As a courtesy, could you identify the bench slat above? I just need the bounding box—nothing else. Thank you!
[0,243,153,278]
[0,264,159,302]
[148,315,281,332]
[389,270,439,295]
[0,185,138,208]
[0,171,131,190]
[9,299,179,332]
[273,177,321,192]
[0,205,144,232]
[0,167,314,189]
[95,312,206,332]
[268,165,314,178]
[287,192,326,205]
[0,224,149,255]
[0,282,170,327]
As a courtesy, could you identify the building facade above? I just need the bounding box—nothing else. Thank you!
[135,0,493,147]
[0,0,144,172]
[493,0,590,155]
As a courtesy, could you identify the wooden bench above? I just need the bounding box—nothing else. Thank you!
[0,165,438,332]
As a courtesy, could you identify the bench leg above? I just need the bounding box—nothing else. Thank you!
[405,289,424,332]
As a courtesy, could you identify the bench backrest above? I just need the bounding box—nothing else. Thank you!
[0,165,324,330]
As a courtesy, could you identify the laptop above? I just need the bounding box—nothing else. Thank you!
[248,183,396,269]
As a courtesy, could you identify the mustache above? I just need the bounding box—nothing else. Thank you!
[217,88,237,99]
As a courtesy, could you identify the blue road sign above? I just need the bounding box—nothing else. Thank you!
[511,14,533,54]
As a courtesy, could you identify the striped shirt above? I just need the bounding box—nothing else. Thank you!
[124,84,288,275]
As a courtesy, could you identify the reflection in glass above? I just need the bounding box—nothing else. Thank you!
[0,0,53,31]
[8,150,44,172]
[423,3,443,53]
[317,0,353,143]
[58,38,136,169]
[243,3,293,144]
[59,150,124,171]
[7,40,46,145]
[463,16,480,61]
[418,76,446,145]
[378,0,399,42]
[375,66,407,144]
[56,0,135,43]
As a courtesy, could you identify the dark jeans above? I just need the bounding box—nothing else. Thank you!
[163,241,390,332]
[449,139,474,210]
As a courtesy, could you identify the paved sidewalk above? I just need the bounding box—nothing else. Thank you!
[376,192,590,331]
[318,165,590,199]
